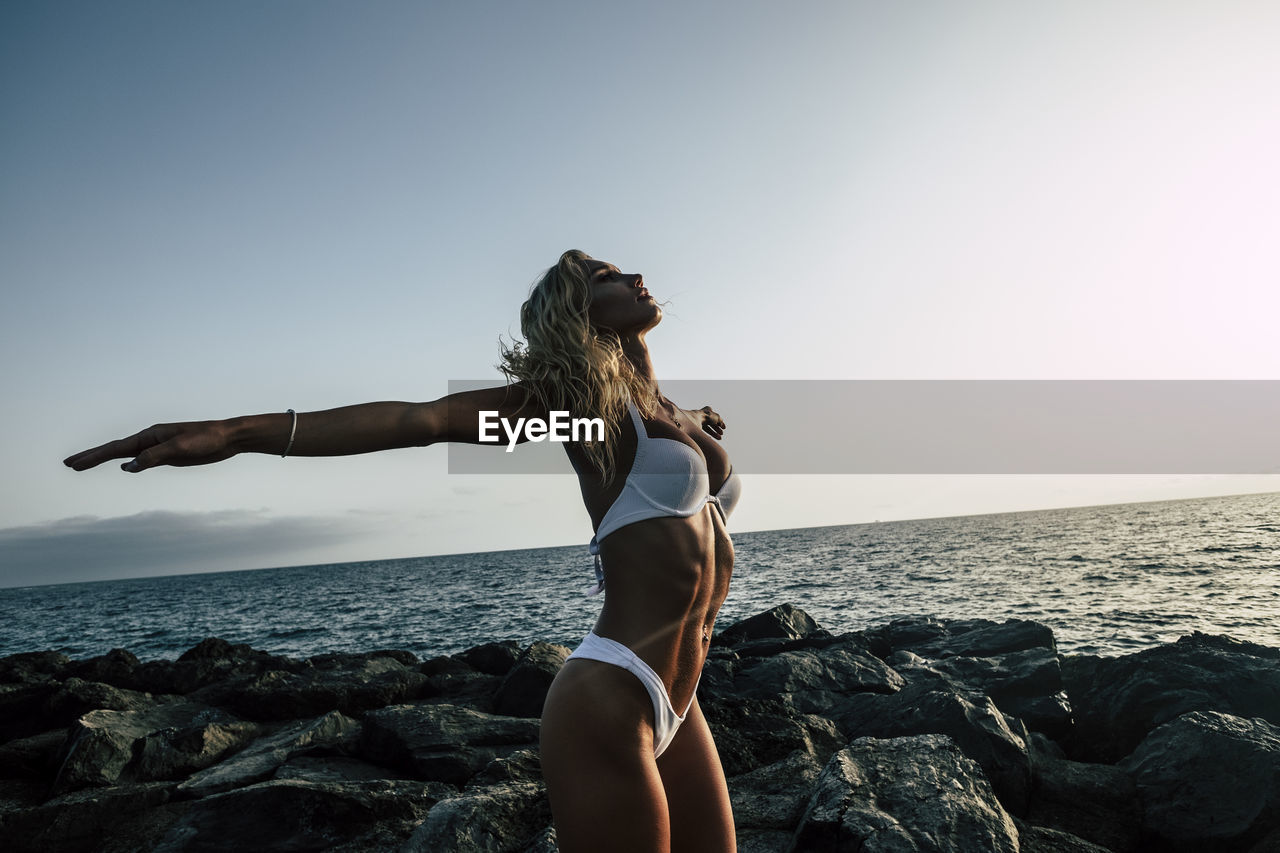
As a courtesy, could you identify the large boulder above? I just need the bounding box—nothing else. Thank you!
[66,649,142,687]
[1013,818,1116,853]
[419,656,506,711]
[401,780,552,852]
[493,642,570,718]
[832,684,1033,815]
[122,638,300,696]
[133,720,264,782]
[0,781,175,853]
[861,616,1057,660]
[359,703,540,786]
[1,677,157,743]
[718,604,824,644]
[456,641,523,676]
[703,696,844,776]
[272,755,410,783]
[1063,632,1280,763]
[0,650,70,685]
[176,711,360,798]
[733,641,905,715]
[1027,753,1141,852]
[789,734,1020,853]
[191,652,430,721]
[1119,710,1280,851]
[154,778,450,852]
[729,745,827,834]
[52,701,243,794]
[926,647,1071,738]
[0,729,66,781]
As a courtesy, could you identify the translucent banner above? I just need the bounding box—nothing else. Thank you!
[445,380,1280,475]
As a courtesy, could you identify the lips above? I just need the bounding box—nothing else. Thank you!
[636,288,651,301]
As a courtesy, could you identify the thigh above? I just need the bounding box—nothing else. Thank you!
[656,697,737,853]
[540,659,670,853]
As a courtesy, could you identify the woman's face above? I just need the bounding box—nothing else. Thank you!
[584,258,660,335]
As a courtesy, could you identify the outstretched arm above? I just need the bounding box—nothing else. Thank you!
[63,385,545,473]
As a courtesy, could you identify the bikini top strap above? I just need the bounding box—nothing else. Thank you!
[625,399,647,440]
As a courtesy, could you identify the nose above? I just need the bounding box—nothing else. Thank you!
[632,273,644,288]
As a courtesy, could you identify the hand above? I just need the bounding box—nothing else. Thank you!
[688,405,726,440]
[63,420,238,473]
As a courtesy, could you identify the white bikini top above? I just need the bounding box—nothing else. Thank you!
[585,400,743,594]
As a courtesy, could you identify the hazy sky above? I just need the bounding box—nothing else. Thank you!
[3,1,1278,587]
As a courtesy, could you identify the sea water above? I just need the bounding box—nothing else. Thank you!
[2,492,1276,661]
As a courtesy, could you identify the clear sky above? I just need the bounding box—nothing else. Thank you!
[3,1,1278,587]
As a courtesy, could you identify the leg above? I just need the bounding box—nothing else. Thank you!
[657,696,737,853]
[540,659,671,853]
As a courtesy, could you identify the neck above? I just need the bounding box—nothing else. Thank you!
[619,332,657,387]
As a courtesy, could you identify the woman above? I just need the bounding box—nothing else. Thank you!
[64,250,740,852]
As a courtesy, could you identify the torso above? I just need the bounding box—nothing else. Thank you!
[564,399,735,712]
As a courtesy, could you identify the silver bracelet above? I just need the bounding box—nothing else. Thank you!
[282,409,298,458]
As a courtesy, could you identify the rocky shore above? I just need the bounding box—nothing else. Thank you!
[1,605,1278,852]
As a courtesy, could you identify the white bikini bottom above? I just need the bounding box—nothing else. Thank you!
[565,631,698,758]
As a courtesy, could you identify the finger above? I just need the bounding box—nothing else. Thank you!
[64,435,146,471]
[66,425,169,472]
[123,435,182,473]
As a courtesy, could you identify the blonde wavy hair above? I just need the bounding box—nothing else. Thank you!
[499,249,658,483]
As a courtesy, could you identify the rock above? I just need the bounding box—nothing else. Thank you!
[91,801,192,853]
[402,780,552,852]
[832,684,1033,815]
[457,641,523,676]
[0,729,65,781]
[1247,828,1280,853]
[1027,753,1141,852]
[493,642,570,718]
[734,642,905,714]
[703,696,844,776]
[729,747,826,832]
[718,603,824,644]
[155,778,450,852]
[1119,710,1280,851]
[359,703,540,786]
[177,710,360,798]
[0,777,43,813]
[421,655,476,677]
[1,677,156,743]
[864,616,1058,660]
[739,829,800,853]
[520,825,558,853]
[1063,632,1280,763]
[1013,818,1115,853]
[468,748,544,788]
[0,650,69,685]
[190,653,430,721]
[66,649,141,687]
[118,638,301,697]
[273,755,410,783]
[789,734,1020,853]
[420,657,505,711]
[319,649,419,667]
[52,701,241,794]
[928,647,1072,738]
[0,781,174,853]
[1027,730,1066,760]
[134,720,263,782]
[178,638,267,663]
[48,677,157,718]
